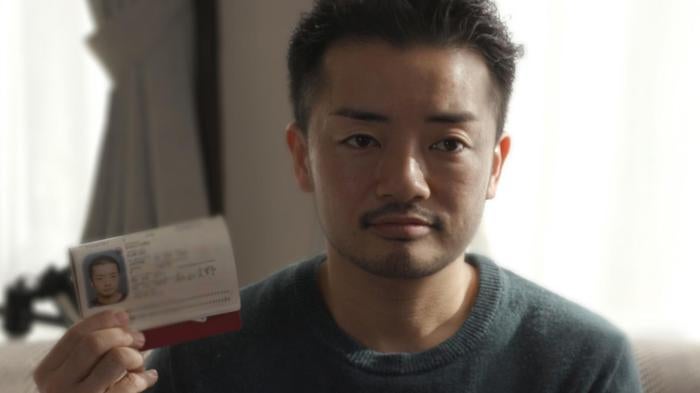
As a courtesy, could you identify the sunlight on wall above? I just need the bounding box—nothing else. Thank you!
[0,2,108,287]
[486,0,700,341]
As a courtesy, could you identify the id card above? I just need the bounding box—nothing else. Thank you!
[69,216,241,349]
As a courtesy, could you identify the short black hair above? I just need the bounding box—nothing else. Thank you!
[288,0,522,140]
[88,254,120,279]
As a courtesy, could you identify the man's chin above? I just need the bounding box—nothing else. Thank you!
[344,248,452,280]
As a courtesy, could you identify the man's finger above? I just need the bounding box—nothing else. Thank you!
[78,347,145,393]
[56,327,144,383]
[34,310,130,380]
[107,370,159,393]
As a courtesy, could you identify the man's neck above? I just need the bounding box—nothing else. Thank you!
[318,251,479,353]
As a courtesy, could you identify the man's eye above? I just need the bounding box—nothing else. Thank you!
[430,139,466,152]
[342,134,380,149]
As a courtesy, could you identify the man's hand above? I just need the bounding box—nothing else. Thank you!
[33,310,158,393]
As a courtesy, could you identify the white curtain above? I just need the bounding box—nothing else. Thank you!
[82,0,209,241]
[485,0,700,341]
[0,1,107,287]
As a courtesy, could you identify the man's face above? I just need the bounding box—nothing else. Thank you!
[287,40,510,278]
[90,262,120,297]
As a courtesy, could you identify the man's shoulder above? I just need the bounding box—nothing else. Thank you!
[482,256,631,372]
[466,254,640,391]
[469,254,619,337]
[467,254,627,351]
[500,265,623,341]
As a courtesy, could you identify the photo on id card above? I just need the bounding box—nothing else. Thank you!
[81,249,129,308]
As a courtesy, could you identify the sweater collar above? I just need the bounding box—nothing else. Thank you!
[294,253,504,375]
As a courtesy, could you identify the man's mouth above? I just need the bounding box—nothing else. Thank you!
[368,215,433,239]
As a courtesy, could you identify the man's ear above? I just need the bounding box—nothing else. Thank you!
[486,133,511,199]
[286,122,314,192]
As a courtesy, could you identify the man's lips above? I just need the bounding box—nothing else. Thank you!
[368,215,433,238]
[371,215,432,226]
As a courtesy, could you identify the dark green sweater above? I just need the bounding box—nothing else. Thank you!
[146,254,642,392]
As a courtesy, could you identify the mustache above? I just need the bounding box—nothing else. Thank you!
[360,202,443,230]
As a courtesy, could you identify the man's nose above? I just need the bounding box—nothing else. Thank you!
[375,147,430,202]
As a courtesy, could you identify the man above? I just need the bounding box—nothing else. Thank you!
[88,255,126,307]
[33,0,642,392]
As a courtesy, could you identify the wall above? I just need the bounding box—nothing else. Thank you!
[220,0,323,287]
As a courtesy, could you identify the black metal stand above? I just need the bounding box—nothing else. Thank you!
[0,266,77,338]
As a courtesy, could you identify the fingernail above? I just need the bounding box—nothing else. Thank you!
[146,369,159,380]
[115,311,130,325]
[132,331,146,347]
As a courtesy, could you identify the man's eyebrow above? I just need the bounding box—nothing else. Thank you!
[331,108,390,122]
[426,111,477,124]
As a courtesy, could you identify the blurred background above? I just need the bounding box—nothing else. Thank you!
[1,0,108,342]
[0,0,698,351]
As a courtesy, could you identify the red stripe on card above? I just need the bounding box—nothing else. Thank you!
[141,311,242,350]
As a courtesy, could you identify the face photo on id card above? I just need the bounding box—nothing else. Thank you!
[82,249,129,308]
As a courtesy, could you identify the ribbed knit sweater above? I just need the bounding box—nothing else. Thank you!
[146,254,642,392]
